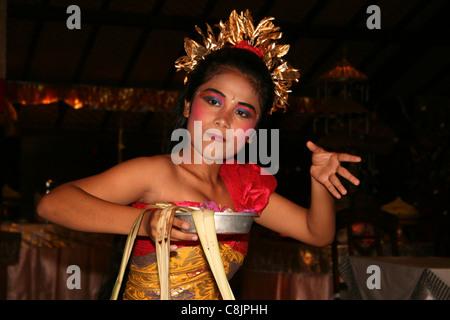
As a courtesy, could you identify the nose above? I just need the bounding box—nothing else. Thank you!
[213,108,231,128]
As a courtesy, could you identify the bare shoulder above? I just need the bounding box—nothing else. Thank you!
[120,154,183,202]
[143,154,176,175]
[108,154,177,179]
[69,154,178,203]
[120,154,172,168]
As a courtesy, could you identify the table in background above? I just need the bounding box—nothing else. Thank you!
[240,234,435,300]
[0,223,115,300]
[339,256,450,300]
[241,238,335,300]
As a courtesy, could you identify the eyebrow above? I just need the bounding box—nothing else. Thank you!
[200,88,257,113]
[200,88,226,98]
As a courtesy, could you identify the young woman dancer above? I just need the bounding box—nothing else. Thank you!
[37,10,361,300]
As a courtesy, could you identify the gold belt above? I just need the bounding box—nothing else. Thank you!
[123,243,243,300]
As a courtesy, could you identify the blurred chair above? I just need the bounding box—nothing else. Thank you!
[331,207,399,298]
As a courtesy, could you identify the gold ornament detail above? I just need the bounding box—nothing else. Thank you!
[174,9,300,114]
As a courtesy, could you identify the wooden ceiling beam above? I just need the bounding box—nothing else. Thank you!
[8,2,197,30]
[283,0,328,43]
[118,0,166,86]
[295,0,380,95]
[19,0,50,80]
[254,0,277,21]
[72,0,111,84]
[9,2,445,45]
[357,0,432,73]
[415,60,450,97]
[368,1,450,101]
[159,0,219,90]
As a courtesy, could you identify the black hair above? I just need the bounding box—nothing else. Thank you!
[165,46,275,152]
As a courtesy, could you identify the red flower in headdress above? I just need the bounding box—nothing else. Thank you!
[233,40,264,58]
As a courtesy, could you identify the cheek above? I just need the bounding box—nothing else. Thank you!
[189,99,207,122]
[229,123,257,151]
[241,123,257,131]
[233,121,257,135]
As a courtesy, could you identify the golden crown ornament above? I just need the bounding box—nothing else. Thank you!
[174,9,300,114]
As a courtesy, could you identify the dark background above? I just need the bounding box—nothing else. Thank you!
[1,0,449,249]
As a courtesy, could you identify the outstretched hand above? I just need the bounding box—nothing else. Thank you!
[307,141,361,199]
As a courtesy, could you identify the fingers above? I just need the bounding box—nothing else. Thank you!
[322,174,346,199]
[170,217,198,242]
[330,174,347,197]
[322,176,343,199]
[337,166,360,186]
[169,229,198,251]
[149,212,198,251]
[318,167,359,198]
[306,141,325,153]
[307,141,362,164]
[325,167,361,198]
[171,216,190,232]
[307,141,362,198]
[338,153,362,163]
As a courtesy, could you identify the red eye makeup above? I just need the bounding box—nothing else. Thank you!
[197,88,257,119]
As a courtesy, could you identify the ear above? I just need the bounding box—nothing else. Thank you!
[183,100,190,118]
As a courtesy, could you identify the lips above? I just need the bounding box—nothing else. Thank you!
[205,131,226,142]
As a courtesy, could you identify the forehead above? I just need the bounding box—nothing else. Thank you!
[198,70,261,107]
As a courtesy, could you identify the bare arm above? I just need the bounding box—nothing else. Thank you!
[255,180,335,246]
[37,156,193,241]
[256,141,361,247]
[37,157,155,235]
[37,182,146,235]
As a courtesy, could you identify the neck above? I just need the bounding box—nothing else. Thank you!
[174,148,224,183]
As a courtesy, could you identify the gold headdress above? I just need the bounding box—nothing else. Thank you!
[174,9,300,114]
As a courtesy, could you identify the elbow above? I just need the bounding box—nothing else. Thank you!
[309,232,335,247]
[36,194,54,221]
[309,239,333,248]
[314,237,334,247]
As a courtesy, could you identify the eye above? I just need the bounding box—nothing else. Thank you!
[235,108,252,119]
[203,96,222,107]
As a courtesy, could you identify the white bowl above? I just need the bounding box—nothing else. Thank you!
[174,211,258,234]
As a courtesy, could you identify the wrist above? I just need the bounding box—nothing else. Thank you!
[136,208,153,237]
[310,176,334,201]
